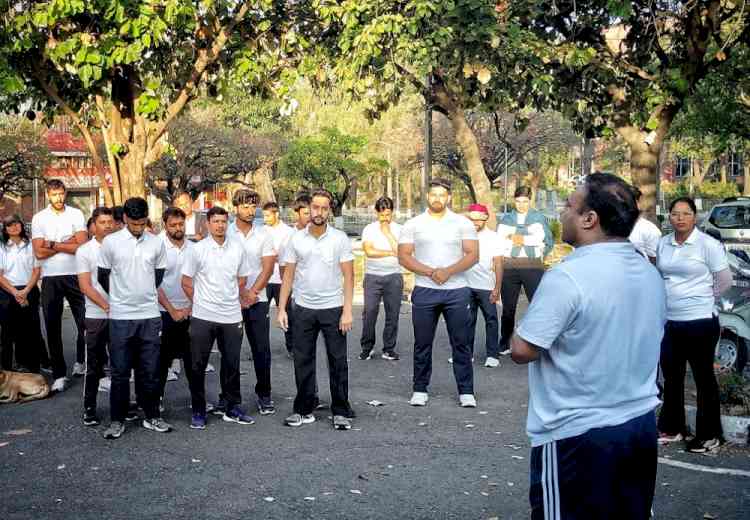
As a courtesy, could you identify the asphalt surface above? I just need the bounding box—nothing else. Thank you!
[2,305,749,520]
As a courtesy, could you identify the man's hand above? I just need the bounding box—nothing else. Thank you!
[278,308,289,331]
[168,307,189,322]
[490,288,500,304]
[512,234,524,247]
[430,267,451,285]
[339,308,353,333]
[241,289,259,308]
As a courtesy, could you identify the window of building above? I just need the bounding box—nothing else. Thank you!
[674,157,691,178]
[729,152,744,177]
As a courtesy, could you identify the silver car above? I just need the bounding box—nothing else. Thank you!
[702,197,750,255]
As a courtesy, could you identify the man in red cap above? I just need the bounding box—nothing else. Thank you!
[464,204,506,368]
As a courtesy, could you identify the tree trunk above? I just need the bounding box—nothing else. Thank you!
[250,161,276,203]
[743,161,750,196]
[432,80,496,229]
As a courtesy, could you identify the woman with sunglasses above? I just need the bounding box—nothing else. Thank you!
[0,214,45,373]
[656,197,732,453]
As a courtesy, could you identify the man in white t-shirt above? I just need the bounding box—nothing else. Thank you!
[398,178,479,408]
[278,189,355,430]
[511,173,666,519]
[76,207,114,427]
[359,196,403,361]
[98,197,170,440]
[628,187,662,263]
[230,190,276,416]
[31,179,88,392]
[181,206,255,430]
[262,200,294,354]
[465,204,505,368]
[174,191,207,242]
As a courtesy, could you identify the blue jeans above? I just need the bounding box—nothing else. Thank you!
[411,286,473,394]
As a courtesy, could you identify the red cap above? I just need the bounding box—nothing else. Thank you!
[467,203,489,215]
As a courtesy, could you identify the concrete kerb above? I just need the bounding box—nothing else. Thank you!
[686,405,750,445]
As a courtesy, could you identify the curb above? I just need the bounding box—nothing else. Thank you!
[685,405,750,445]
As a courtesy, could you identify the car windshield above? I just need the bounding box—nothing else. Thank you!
[709,205,750,229]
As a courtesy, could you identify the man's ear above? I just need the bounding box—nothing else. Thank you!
[581,210,598,230]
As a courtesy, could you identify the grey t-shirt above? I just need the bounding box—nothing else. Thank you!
[517,242,666,447]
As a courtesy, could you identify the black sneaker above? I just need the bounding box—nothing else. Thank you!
[103,421,125,439]
[210,398,227,416]
[257,396,276,415]
[381,351,400,361]
[82,410,100,427]
[686,437,721,453]
[358,350,373,360]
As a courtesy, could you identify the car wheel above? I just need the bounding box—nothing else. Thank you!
[715,331,748,374]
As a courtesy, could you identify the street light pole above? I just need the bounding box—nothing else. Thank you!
[421,74,432,211]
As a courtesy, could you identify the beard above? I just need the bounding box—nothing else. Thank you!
[312,216,326,225]
[169,230,185,241]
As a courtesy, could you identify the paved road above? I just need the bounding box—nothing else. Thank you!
[2,307,749,519]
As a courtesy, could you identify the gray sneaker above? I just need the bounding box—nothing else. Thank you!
[142,417,173,433]
[257,396,276,415]
[103,421,125,439]
[284,413,315,427]
[333,415,352,430]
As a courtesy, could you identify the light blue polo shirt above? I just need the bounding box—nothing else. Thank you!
[517,241,666,447]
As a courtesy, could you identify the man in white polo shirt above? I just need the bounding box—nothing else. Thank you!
[76,207,114,427]
[465,204,505,368]
[98,197,170,440]
[31,179,88,392]
[156,207,193,404]
[511,173,666,519]
[359,196,403,361]
[398,178,479,408]
[229,190,276,416]
[262,201,294,356]
[181,206,255,429]
[278,188,355,430]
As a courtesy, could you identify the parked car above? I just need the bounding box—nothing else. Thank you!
[702,198,750,256]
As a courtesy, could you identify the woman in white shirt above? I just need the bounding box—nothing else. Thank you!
[0,214,45,373]
[656,197,731,453]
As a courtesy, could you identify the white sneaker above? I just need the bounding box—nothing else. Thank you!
[51,377,68,393]
[171,359,181,375]
[459,394,477,408]
[72,362,86,377]
[98,376,111,392]
[205,363,216,373]
[499,348,512,356]
[484,357,500,368]
[166,369,178,382]
[409,392,429,406]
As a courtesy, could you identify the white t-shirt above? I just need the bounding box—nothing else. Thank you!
[517,242,666,447]
[31,205,86,277]
[1,241,37,286]
[264,221,293,284]
[158,233,192,313]
[465,228,505,291]
[656,228,728,321]
[398,210,478,290]
[281,225,354,309]
[361,221,402,276]
[228,222,275,303]
[629,217,662,258]
[181,236,251,324]
[98,228,167,320]
[76,239,109,319]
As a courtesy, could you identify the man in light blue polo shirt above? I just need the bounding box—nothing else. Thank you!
[511,173,666,520]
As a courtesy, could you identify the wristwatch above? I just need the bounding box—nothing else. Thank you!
[49,241,56,250]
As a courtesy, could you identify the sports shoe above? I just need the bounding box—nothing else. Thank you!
[50,377,68,393]
[686,437,721,453]
[166,369,178,382]
[284,413,316,427]
[459,394,477,408]
[409,392,429,406]
[358,350,373,360]
[142,417,173,433]
[484,357,500,368]
[657,432,684,445]
[333,415,352,430]
[209,398,227,416]
[257,396,276,415]
[190,413,207,430]
[205,363,216,373]
[448,357,474,364]
[499,348,512,356]
[223,406,255,425]
[103,421,125,439]
[171,358,181,375]
[82,410,100,427]
[98,376,111,392]
[381,351,400,361]
[125,409,140,422]
[72,362,86,377]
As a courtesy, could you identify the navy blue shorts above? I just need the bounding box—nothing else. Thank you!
[530,410,657,520]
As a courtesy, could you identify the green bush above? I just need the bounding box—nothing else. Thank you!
[717,372,750,415]
[548,219,562,242]
[661,180,739,200]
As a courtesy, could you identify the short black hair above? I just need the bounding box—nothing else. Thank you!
[207,206,229,222]
[428,177,452,192]
[123,197,149,220]
[263,201,279,211]
[162,206,186,224]
[86,216,94,228]
[311,188,334,207]
[232,189,260,207]
[375,196,394,212]
[669,196,697,214]
[46,179,66,192]
[91,206,113,223]
[112,206,124,223]
[581,172,639,238]
[293,194,311,212]
[514,186,532,199]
